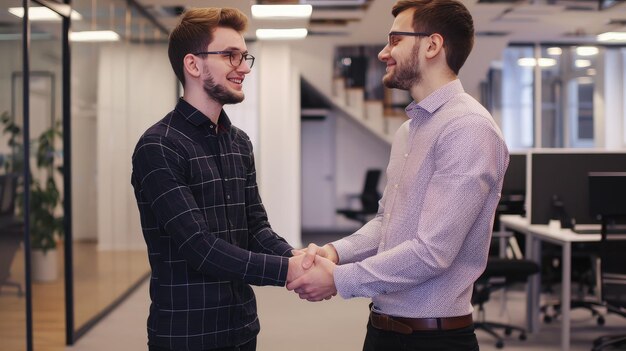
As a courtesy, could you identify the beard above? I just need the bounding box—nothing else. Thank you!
[202,69,244,105]
[382,46,421,90]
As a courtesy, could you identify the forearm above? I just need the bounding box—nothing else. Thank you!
[331,214,383,264]
[248,224,294,256]
[169,219,288,286]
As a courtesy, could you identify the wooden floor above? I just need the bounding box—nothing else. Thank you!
[0,241,149,351]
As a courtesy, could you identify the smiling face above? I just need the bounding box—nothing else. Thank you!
[378,9,424,91]
[199,26,251,105]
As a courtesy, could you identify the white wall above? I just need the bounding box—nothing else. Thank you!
[97,43,176,250]
[460,36,510,100]
[334,112,391,229]
[596,48,625,149]
[292,38,336,98]
[257,42,302,248]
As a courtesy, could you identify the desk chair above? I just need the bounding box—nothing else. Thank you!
[539,242,605,325]
[0,173,23,296]
[539,196,604,325]
[472,257,539,349]
[591,216,626,351]
[336,169,381,224]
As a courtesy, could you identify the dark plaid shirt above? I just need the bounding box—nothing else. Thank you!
[131,98,293,350]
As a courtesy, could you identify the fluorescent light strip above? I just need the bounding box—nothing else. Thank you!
[597,31,626,42]
[517,58,536,67]
[576,46,598,56]
[9,6,82,21]
[70,30,120,42]
[517,58,556,67]
[546,47,562,56]
[575,59,591,68]
[251,5,312,18]
[256,28,308,40]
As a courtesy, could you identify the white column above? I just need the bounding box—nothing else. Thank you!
[599,49,625,149]
[257,42,301,248]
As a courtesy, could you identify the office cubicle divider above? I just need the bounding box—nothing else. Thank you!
[527,150,626,229]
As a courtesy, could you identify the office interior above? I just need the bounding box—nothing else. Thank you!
[0,0,625,350]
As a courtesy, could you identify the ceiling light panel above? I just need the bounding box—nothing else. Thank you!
[597,31,626,42]
[576,46,598,56]
[256,28,308,40]
[251,5,312,19]
[9,6,82,21]
[70,30,120,42]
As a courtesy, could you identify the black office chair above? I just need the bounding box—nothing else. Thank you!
[589,172,626,351]
[472,257,539,349]
[0,173,24,296]
[591,215,626,351]
[539,244,605,325]
[336,169,381,224]
[540,196,605,325]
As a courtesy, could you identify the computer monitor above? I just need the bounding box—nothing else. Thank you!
[529,152,626,229]
[588,172,626,218]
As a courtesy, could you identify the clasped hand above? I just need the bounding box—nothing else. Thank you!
[286,244,338,302]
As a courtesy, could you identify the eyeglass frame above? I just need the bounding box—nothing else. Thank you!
[387,31,432,45]
[192,50,255,68]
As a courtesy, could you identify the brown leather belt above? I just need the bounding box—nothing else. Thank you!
[370,310,473,334]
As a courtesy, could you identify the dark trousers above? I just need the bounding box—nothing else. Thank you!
[363,319,479,351]
[149,338,256,351]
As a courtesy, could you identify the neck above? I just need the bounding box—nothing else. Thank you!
[182,86,223,124]
[409,67,457,103]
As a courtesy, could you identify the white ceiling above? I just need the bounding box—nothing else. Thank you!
[1,0,625,45]
[138,0,626,45]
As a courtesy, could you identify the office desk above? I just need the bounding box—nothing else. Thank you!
[499,215,601,351]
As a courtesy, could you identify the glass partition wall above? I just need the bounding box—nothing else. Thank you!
[28,8,66,351]
[488,43,615,150]
[0,2,27,350]
[70,0,166,342]
[1,0,169,348]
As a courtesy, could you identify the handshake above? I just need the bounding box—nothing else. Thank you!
[286,244,339,302]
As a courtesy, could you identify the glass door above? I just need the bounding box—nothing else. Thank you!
[0,1,28,350]
[26,2,66,350]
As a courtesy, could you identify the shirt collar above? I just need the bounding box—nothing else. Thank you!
[174,98,232,132]
[405,79,464,120]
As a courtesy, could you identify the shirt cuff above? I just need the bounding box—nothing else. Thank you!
[330,238,355,264]
[275,255,290,286]
[333,263,360,299]
[248,254,290,287]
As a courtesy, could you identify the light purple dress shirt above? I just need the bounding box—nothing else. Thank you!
[332,79,509,318]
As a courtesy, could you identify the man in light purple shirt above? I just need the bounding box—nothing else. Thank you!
[288,0,509,350]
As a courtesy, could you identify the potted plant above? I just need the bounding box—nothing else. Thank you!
[1,111,64,282]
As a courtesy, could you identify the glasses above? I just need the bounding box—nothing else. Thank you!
[387,31,431,45]
[193,50,255,68]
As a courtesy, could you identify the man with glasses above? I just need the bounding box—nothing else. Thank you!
[131,7,307,351]
[289,1,509,350]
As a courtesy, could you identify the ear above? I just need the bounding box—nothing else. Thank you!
[183,53,202,79]
[424,33,444,59]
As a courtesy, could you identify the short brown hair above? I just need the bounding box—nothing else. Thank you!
[168,7,248,86]
[392,0,474,75]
